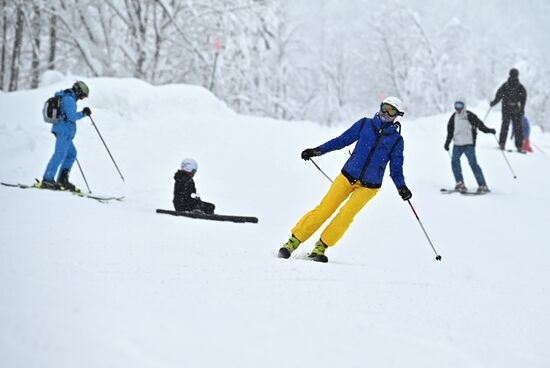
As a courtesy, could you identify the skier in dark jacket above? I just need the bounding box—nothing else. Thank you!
[444,98,496,194]
[39,81,91,191]
[173,158,215,214]
[490,68,527,152]
[278,97,411,262]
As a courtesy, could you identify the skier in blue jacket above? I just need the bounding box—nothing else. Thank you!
[39,81,91,191]
[278,97,412,262]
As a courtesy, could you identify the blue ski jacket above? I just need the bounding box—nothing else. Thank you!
[318,114,406,189]
[51,89,85,138]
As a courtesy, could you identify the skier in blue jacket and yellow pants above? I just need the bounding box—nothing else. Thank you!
[278,97,412,262]
[39,81,91,191]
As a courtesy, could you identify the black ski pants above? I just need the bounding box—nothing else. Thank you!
[499,108,523,150]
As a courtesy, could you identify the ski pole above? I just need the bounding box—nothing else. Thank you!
[75,158,92,193]
[310,158,333,183]
[492,134,517,179]
[481,106,492,122]
[88,116,125,182]
[531,140,546,155]
[407,200,442,262]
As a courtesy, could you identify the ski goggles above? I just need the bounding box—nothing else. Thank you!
[380,103,403,117]
[454,101,465,110]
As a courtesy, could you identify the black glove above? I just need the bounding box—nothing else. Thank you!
[301,147,321,161]
[489,128,496,134]
[398,186,412,201]
[489,101,497,107]
[82,107,92,116]
[444,143,450,151]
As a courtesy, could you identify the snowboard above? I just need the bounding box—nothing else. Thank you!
[156,209,258,224]
[1,182,125,203]
[440,188,488,196]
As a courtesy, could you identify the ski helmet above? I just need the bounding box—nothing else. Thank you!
[454,98,466,111]
[72,80,89,98]
[509,68,519,78]
[380,96,405,117]
[180,158,198,173]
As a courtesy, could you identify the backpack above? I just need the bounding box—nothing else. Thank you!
[42,95,62,123]
[42,89,70,123]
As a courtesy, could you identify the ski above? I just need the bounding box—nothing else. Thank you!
[156,209,258,224]
[1,182,124,203]
[440,188,487,196]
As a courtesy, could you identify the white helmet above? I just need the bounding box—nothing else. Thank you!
[180,158,198,173]
[381,96,405,116]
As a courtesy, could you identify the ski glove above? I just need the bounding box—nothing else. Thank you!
[398,186,412,201]
[444,143,450,151]
[489,100,497,107]
[82,107,92,116]
[489,128,497,134]
[301,147,321,161]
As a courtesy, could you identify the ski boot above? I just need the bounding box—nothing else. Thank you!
[476,185,490,194]
[308,239,328,263]
[454,181,467,193]
[36,179,61,190]
[57,169,79,192]
[278,235,300,259]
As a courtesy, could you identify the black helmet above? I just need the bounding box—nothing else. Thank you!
[509,68,519,78]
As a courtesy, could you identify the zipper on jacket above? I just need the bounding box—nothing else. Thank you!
[358,122,393,183]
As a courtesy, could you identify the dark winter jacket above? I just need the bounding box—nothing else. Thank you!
[318,114,406,189]
[445,110,493,148]
[490,77,527,113]
[173,170,200,211]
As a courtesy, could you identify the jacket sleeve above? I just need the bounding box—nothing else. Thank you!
[318,118,364,154]
[469,111,492,133]
[389,137,406,189]
[491,84,505,106]
[61,95,85,122]
[519,84,527,112]
[444,114,454,147]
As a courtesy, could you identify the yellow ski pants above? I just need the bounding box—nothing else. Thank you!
[292,173,378,246]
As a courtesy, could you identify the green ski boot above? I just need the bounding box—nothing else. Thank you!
[308,240,328,263]
[278,236,301,259]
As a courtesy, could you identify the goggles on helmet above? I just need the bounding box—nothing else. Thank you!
[380,102,403,117]
[454,101,465,110]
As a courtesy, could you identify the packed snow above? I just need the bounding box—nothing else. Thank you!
[1,78,549,367]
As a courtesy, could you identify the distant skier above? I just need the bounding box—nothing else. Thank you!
[490,68,527,152]
[278,97,412,262]
[173,158,215,214]
[444,98,496,194]
[39,81,91,191]
[510,115,533,153]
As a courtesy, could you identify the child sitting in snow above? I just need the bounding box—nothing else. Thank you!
[173,158,215,214]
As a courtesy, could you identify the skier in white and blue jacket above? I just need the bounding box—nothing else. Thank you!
[40,81,91,191]
[278,97,411,262]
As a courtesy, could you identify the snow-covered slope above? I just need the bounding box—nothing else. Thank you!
[1,78,549,368]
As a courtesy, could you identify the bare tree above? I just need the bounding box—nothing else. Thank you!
[8,4,24,91]
[0,0,8,90]
[30,1,41,88]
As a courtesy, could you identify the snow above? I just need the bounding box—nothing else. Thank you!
[1,77,550,367]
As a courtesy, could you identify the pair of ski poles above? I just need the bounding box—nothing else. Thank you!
[309,158,442,262]
[76,116,125,193]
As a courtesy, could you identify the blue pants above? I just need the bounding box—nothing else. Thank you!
[43,123,77,181]
[451,145,486,186]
